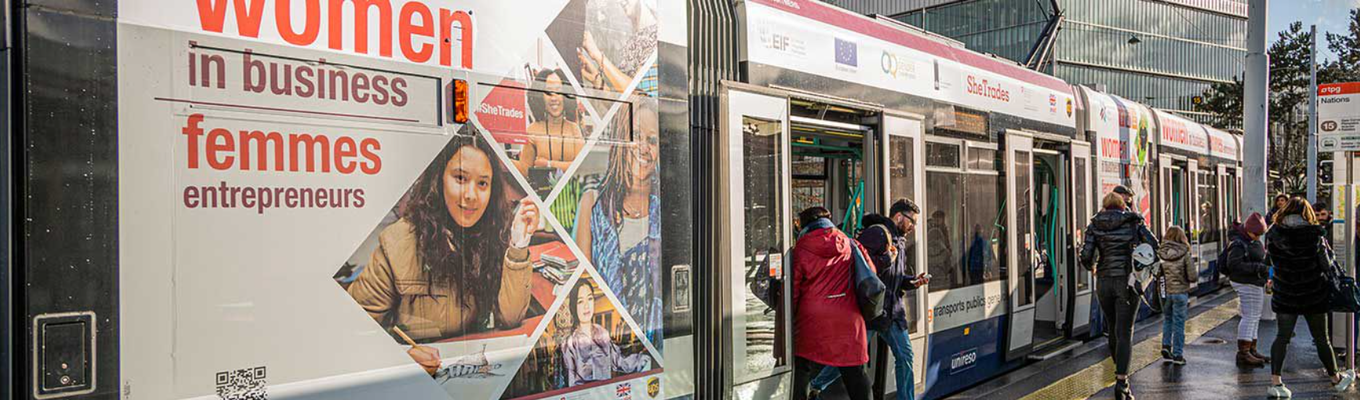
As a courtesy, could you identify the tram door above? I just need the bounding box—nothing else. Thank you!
[1005,131,1038,360]
[1068,141,1095,336]
[719,86,794,397]
[880,114,928,392]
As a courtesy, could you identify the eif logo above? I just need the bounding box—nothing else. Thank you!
[834,38,858,67]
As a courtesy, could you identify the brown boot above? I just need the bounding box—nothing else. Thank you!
[1237,340,1266,367]
[1250,339,1271,363]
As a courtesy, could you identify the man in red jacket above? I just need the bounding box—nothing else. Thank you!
[791,206,871,400]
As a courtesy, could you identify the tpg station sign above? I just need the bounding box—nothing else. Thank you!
[1318,82,1360,151]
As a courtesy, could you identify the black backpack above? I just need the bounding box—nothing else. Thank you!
[1216,240,1237,278]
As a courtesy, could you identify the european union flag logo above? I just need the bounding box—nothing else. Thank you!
[834,38,857,67]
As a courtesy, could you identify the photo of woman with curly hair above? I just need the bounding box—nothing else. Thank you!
[573,96,662,347]
[344,125,541,376]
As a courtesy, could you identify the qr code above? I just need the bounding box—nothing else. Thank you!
[215,367,267,400]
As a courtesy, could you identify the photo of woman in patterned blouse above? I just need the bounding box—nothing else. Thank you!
[562,278,652,386]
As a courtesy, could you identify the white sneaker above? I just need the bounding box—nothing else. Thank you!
[1267,384,1292,398]
[1333,370,1355,392]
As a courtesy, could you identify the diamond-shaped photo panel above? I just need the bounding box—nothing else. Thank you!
[546,95,662,353]
[498,269,661,399]
[333,124,582,397]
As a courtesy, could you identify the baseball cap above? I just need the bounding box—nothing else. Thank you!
[1113,185,1134,197]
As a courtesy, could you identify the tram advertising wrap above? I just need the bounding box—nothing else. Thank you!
[116,1,674,399]
[1083,88,1156,221]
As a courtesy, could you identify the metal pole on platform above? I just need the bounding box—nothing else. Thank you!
[1308,25,1319,203]
[1244,0,1269,215]
[1348,153,1355,372]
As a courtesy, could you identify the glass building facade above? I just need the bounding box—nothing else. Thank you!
[828,0,1248,121]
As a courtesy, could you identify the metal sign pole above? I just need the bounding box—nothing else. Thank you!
[1348,152,1356,372]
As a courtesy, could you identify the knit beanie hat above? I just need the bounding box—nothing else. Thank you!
[1244,212,1267,236]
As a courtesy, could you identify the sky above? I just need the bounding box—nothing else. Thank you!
[1268,0,1360,62]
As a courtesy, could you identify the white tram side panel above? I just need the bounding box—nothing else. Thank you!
[116,1,679,400]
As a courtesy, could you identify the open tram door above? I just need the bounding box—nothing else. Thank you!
[718,83,795,396]
[1068,141,1096,337]
[879,112,929,395]
[1004,130,1039,361]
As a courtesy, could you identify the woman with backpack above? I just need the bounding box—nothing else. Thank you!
[790,207,872,400]
[1158,226,1195,365]
[1081,192,1158,400]
[1223,213,1270,367]
[1264,198,1354,398]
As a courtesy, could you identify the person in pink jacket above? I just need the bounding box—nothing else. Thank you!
[791,206,871,400]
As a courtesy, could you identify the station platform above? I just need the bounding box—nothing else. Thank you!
[818,289,1360,399]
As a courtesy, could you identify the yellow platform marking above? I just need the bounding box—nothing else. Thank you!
[1019,297,1241,400]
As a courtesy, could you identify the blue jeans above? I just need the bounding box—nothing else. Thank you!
[812,324,915,400]
[1161,293,1189,357]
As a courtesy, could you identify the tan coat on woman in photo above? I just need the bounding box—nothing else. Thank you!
[347,219,534,342]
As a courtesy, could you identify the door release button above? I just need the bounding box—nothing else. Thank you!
[33,312,96,399]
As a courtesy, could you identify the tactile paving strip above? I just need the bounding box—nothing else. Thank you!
[1019,298,1241,400]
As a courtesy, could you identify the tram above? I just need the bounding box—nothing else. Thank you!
[4,0,1241,400]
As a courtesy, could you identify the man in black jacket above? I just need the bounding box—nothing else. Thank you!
[811,199,928,400]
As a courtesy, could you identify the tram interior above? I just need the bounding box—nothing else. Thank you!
[789,98,874,233]
[1032,150,1069,348]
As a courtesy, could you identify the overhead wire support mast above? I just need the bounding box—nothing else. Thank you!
[1024,0,1064,71]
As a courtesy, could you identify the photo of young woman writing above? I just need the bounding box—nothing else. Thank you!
[573,96,662,347]
[343,126,541,376]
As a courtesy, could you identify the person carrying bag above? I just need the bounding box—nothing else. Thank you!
[1264,198,1355,398]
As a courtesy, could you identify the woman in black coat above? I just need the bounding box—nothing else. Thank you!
[1079,192,1157,400]
[1264,198,1353,398]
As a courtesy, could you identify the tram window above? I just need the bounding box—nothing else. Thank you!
[1014,151,1035,306]
[1198,171,1218,244]
[966,147,996,171]
[792,155,827,217]
[926,167,1004,291]
[927,142,961,168]
[739,116,785,376]
[1074,158,1091,291]
[889,139,915,200]
[889,138,921,334]
[926,172,964,291]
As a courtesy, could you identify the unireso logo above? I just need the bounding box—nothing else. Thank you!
[950,348,979,374]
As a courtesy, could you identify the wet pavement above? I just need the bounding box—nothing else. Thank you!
[1089,312,1360,400]
[816,288,1360,399]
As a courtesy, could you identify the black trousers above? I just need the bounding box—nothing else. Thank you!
[1097,276,1138,375]
[793,356,870,400]
[1271,312,1339,376]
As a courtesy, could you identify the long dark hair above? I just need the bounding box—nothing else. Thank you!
[568,278,595,329]
[402,125,512,314]
[527,68,577,123]
[596,96,658,225]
